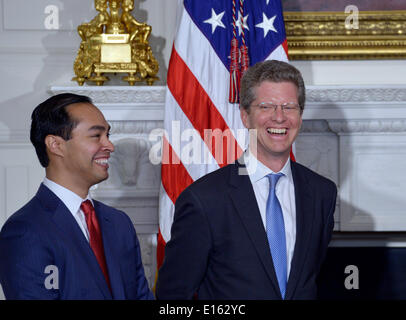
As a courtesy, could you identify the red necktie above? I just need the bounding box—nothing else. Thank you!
[80,200,111,292]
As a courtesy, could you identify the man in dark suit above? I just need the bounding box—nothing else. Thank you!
[0,93,153,300]
[156,60,337,300]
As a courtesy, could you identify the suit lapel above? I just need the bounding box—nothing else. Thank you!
[227,162,282,297]
[36,184,112,299]
[93,201,126,299]
[285,162,316,300]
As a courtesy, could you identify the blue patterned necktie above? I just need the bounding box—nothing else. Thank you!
[266,173,287,299]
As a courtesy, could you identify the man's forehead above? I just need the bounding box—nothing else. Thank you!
[255,80,298,95]
[66,102,97,113]
[257,80,298,88]
[67,103,107,121]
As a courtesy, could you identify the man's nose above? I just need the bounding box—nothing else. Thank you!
[103,136,115,153]
[272,105,286,121]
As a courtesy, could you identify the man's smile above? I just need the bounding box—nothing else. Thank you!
[94,157,110,168]
[267,127,287,135]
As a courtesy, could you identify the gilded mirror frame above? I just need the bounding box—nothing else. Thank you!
[283,10,406,60]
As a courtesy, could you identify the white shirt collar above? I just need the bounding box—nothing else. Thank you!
[43,177,93,215]
[243,149,292,183]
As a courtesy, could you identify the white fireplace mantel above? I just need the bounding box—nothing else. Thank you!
[48,84,406,235]
[50,84,406,121]
[46,84,406,238]
[1,84,405,290]
[50,86,167,121]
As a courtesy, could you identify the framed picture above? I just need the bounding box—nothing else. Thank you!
[282,0,406,59]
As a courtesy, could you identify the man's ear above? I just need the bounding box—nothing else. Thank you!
[44,135,66,159]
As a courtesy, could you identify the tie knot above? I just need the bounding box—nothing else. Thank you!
[267,173,284,190]
[80,200,94,216]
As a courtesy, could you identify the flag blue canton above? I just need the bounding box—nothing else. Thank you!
[184,0,287,70]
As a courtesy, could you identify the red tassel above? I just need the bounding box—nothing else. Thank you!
[229,38,240,103]
[240,44,249,75]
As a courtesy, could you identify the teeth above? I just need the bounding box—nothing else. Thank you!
[95,158,108,164]
[267,128,287,134]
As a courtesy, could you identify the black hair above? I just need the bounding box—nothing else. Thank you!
[30,93,92,167]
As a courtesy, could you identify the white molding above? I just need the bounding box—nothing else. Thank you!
[328,119,406,133]
[109,121,163,135]
[330,233,406,247]
[304,85,406,120]
[49,85,406,122]
[0,133,30,143]
[300,120,331,133]
[99,105,164,121]
[306,85,406,103]
[51,84,406,104]
[298,119,406,135]
[49,86,167,121]
[49,86,166,103]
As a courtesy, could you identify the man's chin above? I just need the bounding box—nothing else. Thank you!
[256,143,292,160]
[91,173,109,187]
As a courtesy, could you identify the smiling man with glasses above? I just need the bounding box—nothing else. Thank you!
[239,61,305,173]
[157,60,337,300]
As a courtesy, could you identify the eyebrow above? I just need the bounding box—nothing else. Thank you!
[88,125,111,132]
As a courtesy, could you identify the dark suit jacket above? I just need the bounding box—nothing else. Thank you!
[0,184,154,300]
[156,160,337,300]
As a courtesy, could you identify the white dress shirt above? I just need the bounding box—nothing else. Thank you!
[244,150,297,278]
[43,177,92,242]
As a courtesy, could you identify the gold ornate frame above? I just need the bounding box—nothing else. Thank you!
[284,10,406,60]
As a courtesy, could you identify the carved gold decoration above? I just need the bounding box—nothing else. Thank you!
[284,10,406,60]
[73,0,159,86]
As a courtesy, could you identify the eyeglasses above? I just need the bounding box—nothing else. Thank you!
[251,102,301,115]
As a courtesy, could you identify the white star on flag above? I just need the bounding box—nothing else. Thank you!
[235,12,249,35]
[204,8,226,34]
[255,13,277,37]
[266,0,270,4]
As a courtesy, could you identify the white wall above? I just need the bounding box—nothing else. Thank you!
[0,0,178,135]
[1,0,406,299]
[292,60,406,86]
[1,1,406,135]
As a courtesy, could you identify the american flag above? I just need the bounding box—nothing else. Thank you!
[157,0,289,269]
